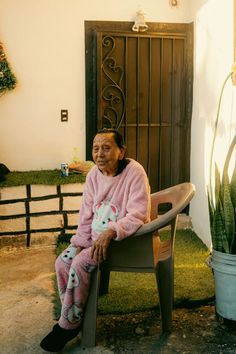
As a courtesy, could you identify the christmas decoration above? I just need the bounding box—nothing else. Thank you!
[0,42,17,96]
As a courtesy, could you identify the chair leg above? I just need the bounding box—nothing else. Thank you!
[156,258,173,333]
[99,270,110,295]
[81,268,100,347]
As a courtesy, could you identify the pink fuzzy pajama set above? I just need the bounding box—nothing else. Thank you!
[55,159,150,329]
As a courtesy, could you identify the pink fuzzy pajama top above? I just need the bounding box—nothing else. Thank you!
[70,159,151,249]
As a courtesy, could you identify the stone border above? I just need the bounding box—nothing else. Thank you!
[0,184,84,246]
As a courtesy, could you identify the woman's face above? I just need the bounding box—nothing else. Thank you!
[92,133,125,176]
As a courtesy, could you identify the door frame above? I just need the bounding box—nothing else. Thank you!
[85,20,193,161]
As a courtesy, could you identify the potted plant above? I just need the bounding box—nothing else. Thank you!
[208,65,236,321]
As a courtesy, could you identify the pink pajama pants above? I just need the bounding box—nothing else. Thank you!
[55,245,97,330]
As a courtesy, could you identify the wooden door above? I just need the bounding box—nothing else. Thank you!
[85,21,193,192]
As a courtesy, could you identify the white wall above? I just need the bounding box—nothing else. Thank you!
[190,0,235,248]
[1,0,235,248]
[0,0,190,171]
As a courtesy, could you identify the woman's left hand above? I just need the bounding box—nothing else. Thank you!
[90,229,116,263]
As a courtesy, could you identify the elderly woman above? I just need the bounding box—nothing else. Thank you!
[40,129,150,352]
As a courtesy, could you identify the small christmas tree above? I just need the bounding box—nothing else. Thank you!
[0,42,17,96]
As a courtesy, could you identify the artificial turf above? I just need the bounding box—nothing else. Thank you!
[53,229,214,318]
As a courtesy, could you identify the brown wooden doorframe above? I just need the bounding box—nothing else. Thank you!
[85,21,193,192]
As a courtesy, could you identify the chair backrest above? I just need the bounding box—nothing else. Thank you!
[150,182,195,220]
[100,183,195,271]
[134,182,195,236]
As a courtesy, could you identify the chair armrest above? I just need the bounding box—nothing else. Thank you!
[133,182,195,238]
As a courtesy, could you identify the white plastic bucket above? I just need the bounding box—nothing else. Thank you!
[211,250,236,320]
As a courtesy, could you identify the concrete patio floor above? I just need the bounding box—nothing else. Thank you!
[0,244,113,354]
[1,221,236,354]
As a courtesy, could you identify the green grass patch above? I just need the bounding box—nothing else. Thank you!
[54,229,214,318]
[0,170,86,187]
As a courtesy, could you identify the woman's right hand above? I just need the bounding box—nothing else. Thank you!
[75,246,83,256]
[90,229,116,263]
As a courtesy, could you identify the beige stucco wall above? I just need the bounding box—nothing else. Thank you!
[190,0,235,248]
[0,0,191,172]
[1,0,235,248]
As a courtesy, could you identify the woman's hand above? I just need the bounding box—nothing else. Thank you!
[75,246,83,256]
[90,229,116,263]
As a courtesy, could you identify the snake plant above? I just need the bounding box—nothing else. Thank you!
[208,70,236,254]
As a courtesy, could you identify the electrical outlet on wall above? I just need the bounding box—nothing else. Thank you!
[61,109,68,122]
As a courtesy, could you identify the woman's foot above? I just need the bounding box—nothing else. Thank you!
[40,323,80,352]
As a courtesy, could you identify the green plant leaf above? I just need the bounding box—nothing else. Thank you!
[222,134,236,252]
[210,202,229,252]
[222,170,235,249]
[230,163,236,208]
[215,163,221,207]
[207,190,214,227]
[230,167,236,253]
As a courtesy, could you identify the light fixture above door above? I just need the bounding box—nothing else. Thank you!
[170,0,178,7]
[132,11,148,32]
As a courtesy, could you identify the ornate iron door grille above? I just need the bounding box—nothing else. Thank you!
[85,22,193,193]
